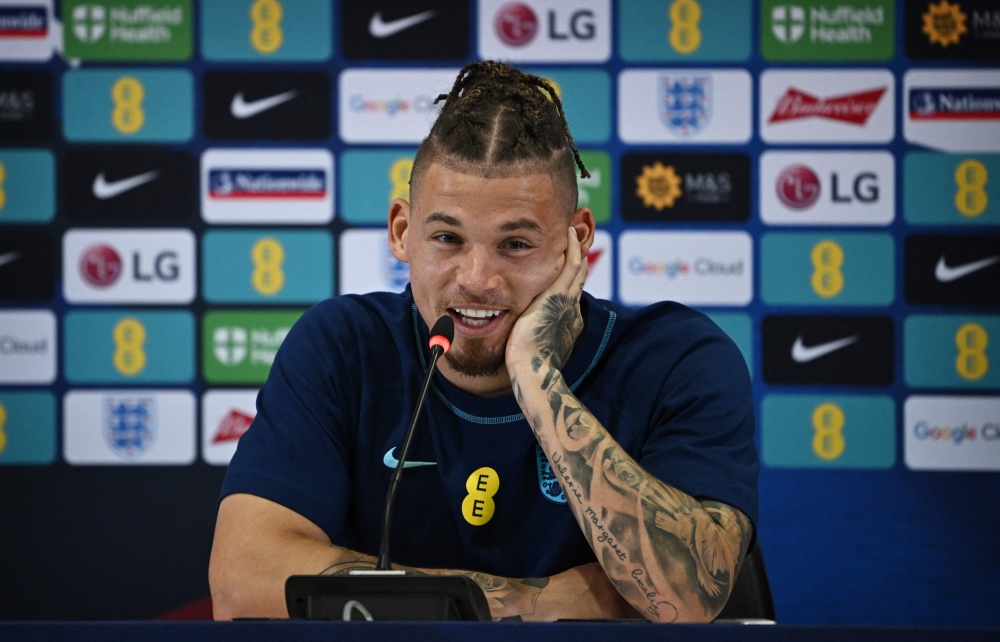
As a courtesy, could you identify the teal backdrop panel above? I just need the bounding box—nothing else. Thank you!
[904,315,1000,389]
[904,153,1000,226]
[202,229,333,304]
[200,0,332,62]
[524,69,611,143]
[0,392,55,465]
[762,394,895,469]
[761,232,895,306]
[64,310,195,384]
[340,149,416,225]
[62,69,194,142]
[705,312,753,377]
[618,0,751,61]
[0,149,54,223]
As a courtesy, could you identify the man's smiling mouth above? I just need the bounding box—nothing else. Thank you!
[448,307,508,329]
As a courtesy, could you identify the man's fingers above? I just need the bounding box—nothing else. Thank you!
[553,227,583,294]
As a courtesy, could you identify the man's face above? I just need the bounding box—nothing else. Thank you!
[390,162,590,381]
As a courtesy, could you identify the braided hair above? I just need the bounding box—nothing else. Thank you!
[410,61,589,213]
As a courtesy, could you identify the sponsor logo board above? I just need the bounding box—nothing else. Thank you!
[761,0,894,61]
[905,395,1000,471]
[203,71,329,141]
[0,228,56,301]
[762,394,895,468]
[577,151,611,223]
[761,151,894,225]
[202,230,333,304]
[904,70,1000,151]
[618,231,752,306]
[201,148,333,224]
[202,389,258,465]
[201,0,331,62]
[618,69,752,144]
[523,69,610,143]
[618,0,751,62]
[338,229,409,295]
[63,390,195,465]
[905,233,1000,306]
[339,68,458,144]
[904,315,1000,389]
[63,0,192,60]
[763,315,895,386]
[202,309,303,383]
[585,229,612,300]
[762,232,894,306]
[342,1,468,60]
[906,0,1000,61]
[479,0,611,62]
[0,70,52,143]
[0,1,56,61]
[340,149,416,224]
[0,310,56,384]
[62,69,193,142]
[64,148,193,224]
[0,148,54,223]
[904,153,1000,225]
[63,310,194,384]
[622,152,750,222]
[705,312,753,375]
[760,69,894,143]
[0,392,56,464]
[63,229,196,304]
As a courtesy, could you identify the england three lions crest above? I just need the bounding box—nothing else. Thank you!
[104,396,157,459]
[660,75,712,137]
[535,444,567,504]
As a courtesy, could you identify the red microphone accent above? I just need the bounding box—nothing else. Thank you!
[429,335,451,354]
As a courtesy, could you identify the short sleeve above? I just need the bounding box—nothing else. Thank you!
[220,300,358,548]
[636,316,760,535]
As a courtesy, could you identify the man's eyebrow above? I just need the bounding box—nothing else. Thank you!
[498,217,543,234]
[424,212,461,227]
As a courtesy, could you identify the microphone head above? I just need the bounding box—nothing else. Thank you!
[428,315,454,354]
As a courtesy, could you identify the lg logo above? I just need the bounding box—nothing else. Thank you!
[776,165,879,210]
[494,2,595,46]
[79,244,180,288]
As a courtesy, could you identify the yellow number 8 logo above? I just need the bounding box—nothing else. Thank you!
[668,0,702,54]
[113,318,147,376]
[955,322,989,381]
[111,76,145,135]
[389,158,413,203]
[251,237,286,296]
[0,402,8,454]
[250,0,284,54]
[462,467,499,526]
[954,159,988,218]
[810,240,844,299]
[811,402,845,461]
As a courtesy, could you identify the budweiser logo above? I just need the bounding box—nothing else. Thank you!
[769,87,887,125]
[213,409,254,444]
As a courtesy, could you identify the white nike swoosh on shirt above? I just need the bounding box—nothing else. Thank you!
[230,90,298,119]
[934,255,1000,283]
[92,170,160,200]
[791,335,859,363]
[0,250,20,268]
[368,10,436,38]
[383,447,437,469]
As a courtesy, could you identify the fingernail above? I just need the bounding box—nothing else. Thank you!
[571,228,578,239]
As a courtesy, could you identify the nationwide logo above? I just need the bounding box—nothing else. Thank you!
[923,0,967,46]
[0,6,47,37]
[769,86,887,124]
[212,408,253,444]
[776,164,821,209]
[909,88,1000,120]
[79,244,123,287]
[103,396,156,459]
[495,2,537,45]
[660,75,711,135]
[208,170,326,199]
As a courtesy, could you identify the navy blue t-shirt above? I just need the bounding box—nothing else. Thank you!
[221,289,759,578]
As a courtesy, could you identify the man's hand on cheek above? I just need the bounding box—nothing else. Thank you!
[505,227,589,379]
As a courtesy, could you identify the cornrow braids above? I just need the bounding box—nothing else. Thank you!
[409,61,589,215]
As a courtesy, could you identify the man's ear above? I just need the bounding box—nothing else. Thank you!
[570,207,596,253]
[388,197,410,263]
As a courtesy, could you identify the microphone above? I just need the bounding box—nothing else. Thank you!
[376,315,454,571]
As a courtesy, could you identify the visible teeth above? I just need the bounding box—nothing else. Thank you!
[453,308,502,319]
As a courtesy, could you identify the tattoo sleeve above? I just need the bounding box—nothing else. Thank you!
[511,294,753,623]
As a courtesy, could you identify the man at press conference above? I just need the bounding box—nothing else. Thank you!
[209,61,759,623]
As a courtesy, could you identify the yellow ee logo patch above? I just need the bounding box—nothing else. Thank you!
[462,467,499,526]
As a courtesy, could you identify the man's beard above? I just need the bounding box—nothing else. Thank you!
[444,336,507,378]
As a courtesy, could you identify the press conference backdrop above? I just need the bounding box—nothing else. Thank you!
[0,0,998,625]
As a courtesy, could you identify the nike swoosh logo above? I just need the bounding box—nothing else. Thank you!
[92,170,160,200]
[230,90,298,119]
[383,447,436,469]
[368,10,436,38]
[934,255,1000,283]
[0,250,20,268]
[791,335,859,363]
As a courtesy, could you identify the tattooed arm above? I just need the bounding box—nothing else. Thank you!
[505,229,754,623]
[210,492,635,621]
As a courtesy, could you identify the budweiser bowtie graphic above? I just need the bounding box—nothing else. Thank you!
[769,87,887,125]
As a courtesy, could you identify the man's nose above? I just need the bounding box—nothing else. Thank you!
[455,245,502,293]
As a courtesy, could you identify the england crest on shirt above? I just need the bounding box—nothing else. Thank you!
[660,75,711,136]
[103,396,157,459]
[535,444,567,504]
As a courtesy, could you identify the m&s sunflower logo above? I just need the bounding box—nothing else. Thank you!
[635,162,683,210]
[922,0,968,47]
